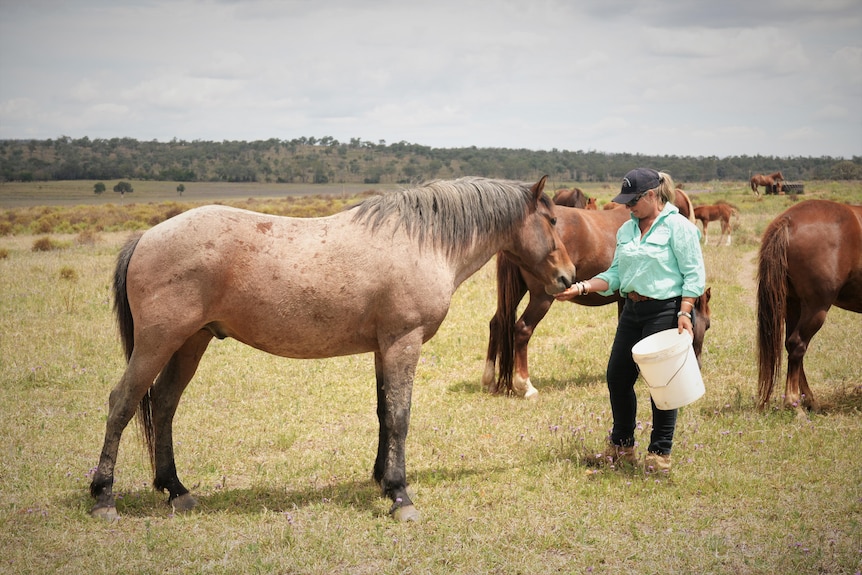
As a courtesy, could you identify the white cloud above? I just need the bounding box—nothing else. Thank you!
[0,0,859,157]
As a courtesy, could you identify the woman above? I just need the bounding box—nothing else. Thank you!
[555,168,706,473]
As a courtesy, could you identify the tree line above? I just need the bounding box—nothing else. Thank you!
[1,136,860,186]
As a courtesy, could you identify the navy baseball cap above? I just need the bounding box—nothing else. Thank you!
[613,168,660,204]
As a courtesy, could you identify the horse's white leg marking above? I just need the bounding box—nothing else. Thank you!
[512,374,538,399]
[481,360,497,392]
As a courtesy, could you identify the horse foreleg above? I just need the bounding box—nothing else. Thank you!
[373,337,422,521]
[90,350,172,520]
[482,312,502,392]
[150,331,213,513]
[511,293,554,399]
[701,221,709,245]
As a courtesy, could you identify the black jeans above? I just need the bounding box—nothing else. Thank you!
[606,297,684,455]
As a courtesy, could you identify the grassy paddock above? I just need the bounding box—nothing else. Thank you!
[0,183,861,574]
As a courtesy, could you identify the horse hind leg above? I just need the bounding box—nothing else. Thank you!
[784,304,827,413]
[90,346,176,520]
[721,220,731,246]
[149,330,213,513]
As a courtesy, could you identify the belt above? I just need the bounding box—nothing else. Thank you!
[627,291,655,302]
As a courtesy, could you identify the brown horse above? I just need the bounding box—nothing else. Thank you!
[482,205,712,397]
[88,177,576,522]
[673,189,695,222]
[694,202,738,246]
[602,189,694,222]
[750,172,784,196]
[757,200,862,412]
[585,197,597,210]
[553,187,589,208]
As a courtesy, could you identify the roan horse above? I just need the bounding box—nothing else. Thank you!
[694,202,738,246]
[750,172,784,196]
[483,204,712,397]
[89,176,576,522]
[756,199,862,412]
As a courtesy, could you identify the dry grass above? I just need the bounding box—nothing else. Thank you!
[0,183,860,574]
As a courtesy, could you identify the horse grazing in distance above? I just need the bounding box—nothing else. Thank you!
[483,204,712,398]
[553,187,590,208]
[757,200,862,413]
[694,202,738,246]
[88,176,576,523]
[750,172,784,196]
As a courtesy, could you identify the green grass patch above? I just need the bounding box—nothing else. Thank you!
[1,183,861,574]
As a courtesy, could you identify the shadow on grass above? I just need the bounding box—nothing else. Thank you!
[68,463,507,519]
[447,373,603,395]
[697,381,862,418]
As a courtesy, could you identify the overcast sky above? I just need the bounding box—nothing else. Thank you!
[1,0,860,158]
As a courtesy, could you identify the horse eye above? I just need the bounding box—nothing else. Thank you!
[550,217,557,226]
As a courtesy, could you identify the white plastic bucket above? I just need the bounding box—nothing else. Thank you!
[631,329,704,410]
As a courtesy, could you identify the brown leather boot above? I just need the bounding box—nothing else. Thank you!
[644,452,672,475]
[598,441,638,468]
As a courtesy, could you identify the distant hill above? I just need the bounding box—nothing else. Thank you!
[1,136,859,185]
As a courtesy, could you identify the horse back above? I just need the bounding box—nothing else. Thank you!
[783,201,862,312]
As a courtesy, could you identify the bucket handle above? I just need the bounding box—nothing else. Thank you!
[637,347,691,389]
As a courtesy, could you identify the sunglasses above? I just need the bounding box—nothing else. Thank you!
[625,191,649,208]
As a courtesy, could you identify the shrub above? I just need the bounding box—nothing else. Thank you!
[32,236,62,252]
[76,229,100,246]
[59,266,78,281]
[0,247,8,259]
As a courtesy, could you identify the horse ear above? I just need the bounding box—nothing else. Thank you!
[531,175,548,203]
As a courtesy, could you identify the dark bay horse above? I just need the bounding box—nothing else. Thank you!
[694,202,738,246]
[553,187,589,208]
[750,172,784,196]
[756,200,862,412]
[89,177,576,522]
[483,205,712,397]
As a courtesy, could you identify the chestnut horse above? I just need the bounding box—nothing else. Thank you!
[88,177,576,522]
[482,204,712,397]
[602,189,695,222]
[553,187,589,208]
[750,172,784,196]
[756,200,862,412]
[694,202,738,246]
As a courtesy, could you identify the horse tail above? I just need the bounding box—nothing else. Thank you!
[675,189,695,224]
[113,233,156,468]
[756,217,790,410]
[114,234,141,361]
[494,252,527,394]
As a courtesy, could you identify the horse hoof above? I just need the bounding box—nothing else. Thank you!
[170,493,197,513]
[91,505,120,521]
[392,505,420,522]
[523,386,539,400]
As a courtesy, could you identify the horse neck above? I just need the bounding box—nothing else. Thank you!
[449,234,514,289]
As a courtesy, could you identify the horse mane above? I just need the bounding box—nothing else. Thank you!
[349,177,539,256]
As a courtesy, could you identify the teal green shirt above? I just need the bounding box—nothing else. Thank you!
[596,203,706,300]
